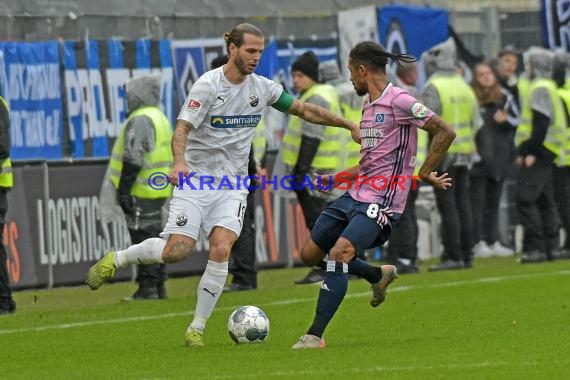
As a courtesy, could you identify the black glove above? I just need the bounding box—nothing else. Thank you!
[117,193,134,215]
[292,135,320,189]
[117,161,141,216]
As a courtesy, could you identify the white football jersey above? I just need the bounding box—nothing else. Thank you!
[178,67,283,186]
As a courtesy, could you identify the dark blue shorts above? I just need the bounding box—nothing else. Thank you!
[311,192,401,254]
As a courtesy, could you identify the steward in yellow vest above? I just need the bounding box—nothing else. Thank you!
[282,51,343,232]
[281,81,342,171]
[425,73,479,157]
[516,48,566,264]
[105,75,173,300]
[421,37,480,271]
[0,94,16,314]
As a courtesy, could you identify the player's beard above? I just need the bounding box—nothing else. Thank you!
[355,87,368,96]
[235,54,254,75]
[352,80,367,96]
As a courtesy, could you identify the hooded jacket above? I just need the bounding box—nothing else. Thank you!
[100,75,171,229]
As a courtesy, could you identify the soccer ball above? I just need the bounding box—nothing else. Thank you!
[227,305,270,344]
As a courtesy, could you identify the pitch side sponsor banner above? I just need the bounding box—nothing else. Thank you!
[6,161,302,288]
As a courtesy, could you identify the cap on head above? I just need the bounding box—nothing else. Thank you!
[292,51,320,83]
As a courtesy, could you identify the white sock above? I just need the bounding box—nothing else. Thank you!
[190,260,228,332]
[115,237,166,268]
[398,258,411,266]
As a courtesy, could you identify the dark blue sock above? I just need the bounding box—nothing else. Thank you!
[307,264,348,338]
[348,258,381,284]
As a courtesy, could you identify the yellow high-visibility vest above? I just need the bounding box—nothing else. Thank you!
[515,76,532,146]
[110,106,173,199]
[282,84,342,170]
[414,129,429,176]
[427,74,477,154]
[528,79,566,163]
[0,96,13,188]
[339,102,362,168]
[557,87,570,166]
[253,117,267,166]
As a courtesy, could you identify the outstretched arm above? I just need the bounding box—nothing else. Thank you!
[169,120,193,186]
[288,99,360,143]
[418,115,456,190]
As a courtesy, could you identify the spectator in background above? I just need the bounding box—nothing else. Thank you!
[470,61,519,258]
[421,38,481,271]
[281,51,344,285]
[0,95,15,315]
[386,59,424,274]
[210,55,260,292]
[99,75,172,301]
[319,60,362,169]
[550,50,570,260]
[496,46,520,107]
[515,47,563,263]
[393,59,419,97]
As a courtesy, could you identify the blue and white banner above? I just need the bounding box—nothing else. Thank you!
[255,39,279,80]
[0,41,63,160]
[378,5,448,60]
[275,38,338,94]
[62,39,174,158]
[542,0,570,49]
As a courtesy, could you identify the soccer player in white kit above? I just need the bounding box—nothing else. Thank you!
[85,23,359,347]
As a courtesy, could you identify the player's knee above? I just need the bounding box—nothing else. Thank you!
[329,238,355,263]
[210,241,233,261]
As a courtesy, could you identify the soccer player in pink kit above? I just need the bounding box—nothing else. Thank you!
[292,41,457,349]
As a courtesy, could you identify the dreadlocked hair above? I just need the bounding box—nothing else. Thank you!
[349,41,416,73]
[224,23,264,54]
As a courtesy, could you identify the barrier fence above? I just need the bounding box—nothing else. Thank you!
[4,159,311,289]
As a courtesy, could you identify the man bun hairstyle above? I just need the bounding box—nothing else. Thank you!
[224,23,264,53]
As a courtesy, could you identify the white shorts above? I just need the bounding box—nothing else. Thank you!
[160,187,248,241]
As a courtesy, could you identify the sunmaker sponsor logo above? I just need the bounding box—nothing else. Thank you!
[210,114,262,128]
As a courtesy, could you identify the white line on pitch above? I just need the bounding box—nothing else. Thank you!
[0,270,568,336]
[209,360,551,379]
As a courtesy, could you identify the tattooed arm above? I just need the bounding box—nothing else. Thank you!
[418,114,456,190]
[288,99,360,143]
[169,120,193,186]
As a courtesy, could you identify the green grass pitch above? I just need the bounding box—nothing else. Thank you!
[2,258,569,379]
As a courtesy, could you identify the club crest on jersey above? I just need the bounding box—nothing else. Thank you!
[249,93,259,107]
[176,213,188,226]
[375,113,385,123]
